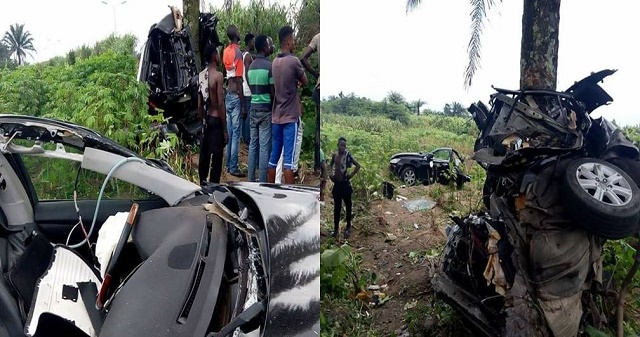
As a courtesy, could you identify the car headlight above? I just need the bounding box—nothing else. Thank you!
[390,158,400,164]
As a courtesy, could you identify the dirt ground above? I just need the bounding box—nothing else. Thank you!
[195,142,321,186]
[321,184,454,335]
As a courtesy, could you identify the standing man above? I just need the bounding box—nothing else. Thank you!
[198,44,228,185]
[247,35,275,183]
[301,33,320,173]
[268,26,308,184]
[241,33,255,147]
[329,137,360,239]
[275,116,303,184]
[223,25,247,178]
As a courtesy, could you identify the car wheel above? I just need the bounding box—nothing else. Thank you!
[562,157,640,239]
[401,166,417,186]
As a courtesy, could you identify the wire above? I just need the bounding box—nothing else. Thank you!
[68,156,146,249]
[66,221,81,246]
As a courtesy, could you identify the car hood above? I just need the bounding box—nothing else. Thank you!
[227,182,320,337]
[0,115,201,206]
[565,69,616,113]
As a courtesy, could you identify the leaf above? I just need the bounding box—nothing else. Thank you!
[584,325,612,337]
[320,244,352,269]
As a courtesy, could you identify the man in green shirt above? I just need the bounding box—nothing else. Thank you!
[246,35,275,182]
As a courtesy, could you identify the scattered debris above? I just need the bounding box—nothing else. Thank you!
[385,233,398,242]
[385,211,394,215]
[403,299,418,310]
[358,284,391,308]
[396,195,408,201]
[413,223,420,229]
[403,198,436,213]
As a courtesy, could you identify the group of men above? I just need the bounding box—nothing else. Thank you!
[197,24,357,240]
[197,24,320,186]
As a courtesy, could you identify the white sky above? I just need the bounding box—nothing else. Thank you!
[1,0,294,61]
[320,0,640,126]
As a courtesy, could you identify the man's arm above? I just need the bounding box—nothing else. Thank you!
[296,59,309,87]
[349,156,361,179]
[235,55,247,119]
[301,47,318,79]
[197,92,204,121]
[213,73,228,144]
[244,54,253,85]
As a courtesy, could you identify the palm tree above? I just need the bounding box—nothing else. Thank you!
[2,23,36,66]
[411,99,426,115]
[406,0,560,91]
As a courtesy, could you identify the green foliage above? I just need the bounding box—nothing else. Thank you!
[210,0,290,49]
[320,242,378,336]
[322,113,479,200]
[0,35,197,199]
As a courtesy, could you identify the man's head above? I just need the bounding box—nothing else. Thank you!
[338,137,347,154]
[255,35,271,56]
[278,26,295,51]
[226,25,240,42]
[204,43,219,66]
[245,33,255,52]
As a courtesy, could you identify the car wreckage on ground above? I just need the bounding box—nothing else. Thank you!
[433,69,640,336]
[389,147,471,188]
[0,115,320,337]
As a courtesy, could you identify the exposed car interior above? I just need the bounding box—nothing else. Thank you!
[0,141,266,337]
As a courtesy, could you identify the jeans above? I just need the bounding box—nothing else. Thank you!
[248,109,272,182]
[199,116,225,184]
[225,93,241,173]
[240,98,251,144]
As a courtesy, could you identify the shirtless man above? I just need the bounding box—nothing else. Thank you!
[329,137,360,238]
[198,44,228,185]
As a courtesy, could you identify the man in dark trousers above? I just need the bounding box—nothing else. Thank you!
[247,35,275,183]
[198,44,228,185]
[329,137,360,238]
[268,26,308,184]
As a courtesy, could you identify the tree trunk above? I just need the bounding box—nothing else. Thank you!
[183,0,201,70]
[520,0,561,90]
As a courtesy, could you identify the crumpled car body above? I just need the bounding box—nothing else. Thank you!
[389,147,471,187]
[435,70,640,336]
[137,8,221,145]
[0,115,320,337]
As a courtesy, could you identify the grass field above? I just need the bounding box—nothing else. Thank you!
[320,112,640,337]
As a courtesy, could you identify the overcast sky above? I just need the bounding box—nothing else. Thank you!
[1,0,293,62]
[321,0,640,126]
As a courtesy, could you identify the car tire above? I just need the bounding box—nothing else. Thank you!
[400,166,417,186]
[562,157,640,239]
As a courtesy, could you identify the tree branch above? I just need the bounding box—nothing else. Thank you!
[617,235,640,337]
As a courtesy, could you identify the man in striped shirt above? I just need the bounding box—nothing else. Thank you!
[246,35,275,182]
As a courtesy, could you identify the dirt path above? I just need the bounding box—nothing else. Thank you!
[195,142,320,186]
[321,185,456,335]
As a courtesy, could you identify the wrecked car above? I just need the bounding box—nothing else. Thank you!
[0,115,320,337]
[137,7,221,145]
[389,147,471,188]
[433,70,640,336]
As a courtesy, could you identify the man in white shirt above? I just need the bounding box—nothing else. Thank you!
[240,33,255,146]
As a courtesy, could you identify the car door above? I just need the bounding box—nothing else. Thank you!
[8,149,168,245]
